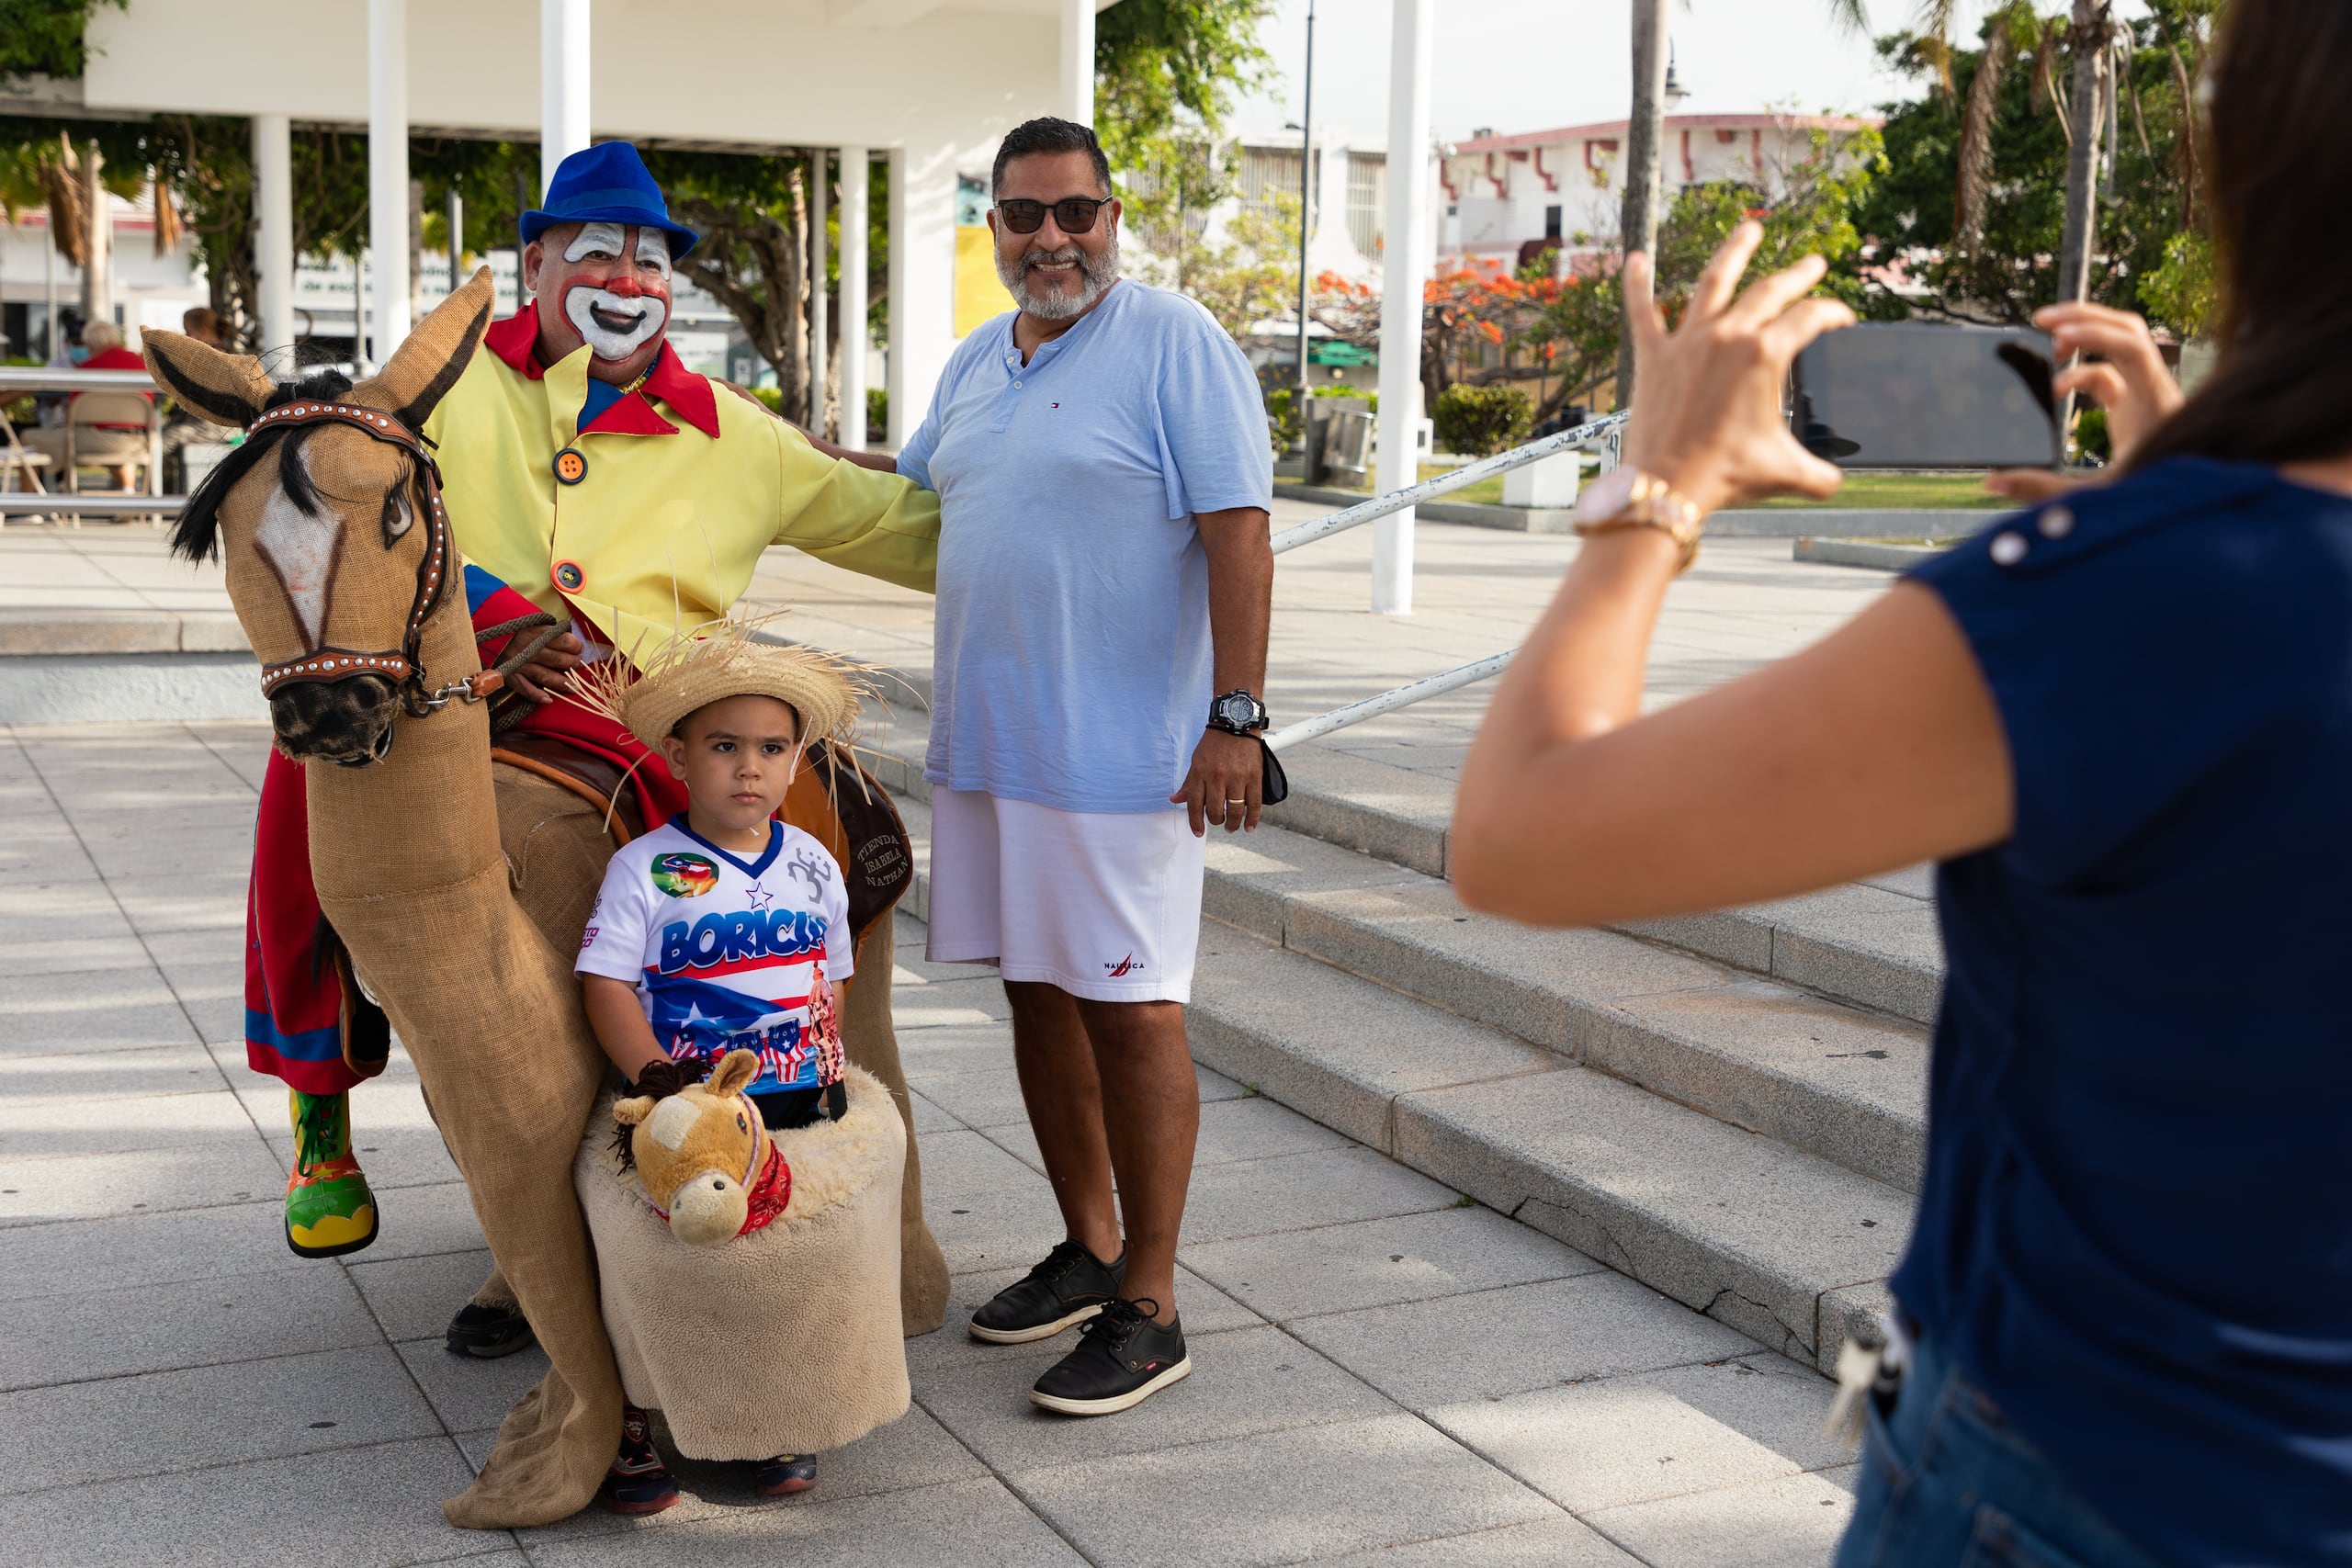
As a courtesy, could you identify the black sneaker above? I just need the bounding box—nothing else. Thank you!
[969,1239,1125,1345]
[1029,1297,1192,1416]
[444,1300,536,1359]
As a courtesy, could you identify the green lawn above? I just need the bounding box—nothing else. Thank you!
[1748,471,2009,510]
[1306,465,2007,512]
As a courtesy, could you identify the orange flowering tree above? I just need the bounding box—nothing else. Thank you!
[1309,250,1623,421]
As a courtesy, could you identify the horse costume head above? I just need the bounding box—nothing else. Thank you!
[143,269,496,765]
[613,1049,792,1247]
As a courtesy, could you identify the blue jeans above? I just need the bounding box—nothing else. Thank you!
[1834,1336,2173,1568]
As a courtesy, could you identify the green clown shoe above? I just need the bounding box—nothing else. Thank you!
[285,1089,379,1258]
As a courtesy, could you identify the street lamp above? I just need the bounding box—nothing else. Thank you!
[1294,0,1316,432]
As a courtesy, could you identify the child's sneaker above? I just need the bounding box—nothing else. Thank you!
[752,1453,818,1496]
[284,1089,379,1258]
[598,1404,681,1515]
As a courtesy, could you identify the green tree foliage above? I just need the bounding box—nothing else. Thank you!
[1181,197,1299,346]
[1855,2,2219,331]
[2141,231,2217,338]
[1430,382,1532,458]
[0,0,124,79]
[1651,128,1883,310]
[646,150,816,400]
[1510,129,1880,414]
[1101,6,1282,355]
[1094,0,1272,168]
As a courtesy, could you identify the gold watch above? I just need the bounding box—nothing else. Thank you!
[1570,467,1706,573]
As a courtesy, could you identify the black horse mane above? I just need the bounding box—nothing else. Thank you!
[168,370,356,564]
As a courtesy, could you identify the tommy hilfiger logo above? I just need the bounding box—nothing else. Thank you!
[1104,954,1144,977]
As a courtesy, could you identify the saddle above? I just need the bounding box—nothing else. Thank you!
[490,733,915,942]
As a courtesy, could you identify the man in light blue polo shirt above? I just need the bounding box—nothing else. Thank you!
[897,116,1274,1417]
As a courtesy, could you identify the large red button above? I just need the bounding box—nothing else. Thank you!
[553,559,584,592]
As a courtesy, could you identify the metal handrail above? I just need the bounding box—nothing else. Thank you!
[1266,649,1513,755]
[1270,411,1626,556]
[0,368,161,394]
[0,494,185,518]
[1259,414,1625,754]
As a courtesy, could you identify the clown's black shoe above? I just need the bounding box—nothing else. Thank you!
[445,1300,537,1359]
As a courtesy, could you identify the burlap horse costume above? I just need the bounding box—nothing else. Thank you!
[141,271,941,1526]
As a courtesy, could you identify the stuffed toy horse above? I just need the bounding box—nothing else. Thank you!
[578,1056,911,1461]
[612,1050,789,1247]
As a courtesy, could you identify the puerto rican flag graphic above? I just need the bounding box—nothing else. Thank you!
[645,947,829,1089]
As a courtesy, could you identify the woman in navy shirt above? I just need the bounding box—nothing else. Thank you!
[1453,2,2352,1563]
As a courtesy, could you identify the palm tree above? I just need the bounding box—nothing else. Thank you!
[2053,0,2113,308]
[1613,0,1673,408]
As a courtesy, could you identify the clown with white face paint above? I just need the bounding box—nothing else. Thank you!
[552,221,674,366]
[269,138,956,1506]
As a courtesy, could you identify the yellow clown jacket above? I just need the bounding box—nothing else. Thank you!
[424,302,938,660]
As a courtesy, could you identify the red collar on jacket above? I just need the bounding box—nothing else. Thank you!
[481,301,720,439]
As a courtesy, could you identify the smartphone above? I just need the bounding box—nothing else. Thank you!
[1789,321,2061,469]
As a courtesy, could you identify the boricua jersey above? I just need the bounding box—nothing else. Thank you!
[577,816,854,1096]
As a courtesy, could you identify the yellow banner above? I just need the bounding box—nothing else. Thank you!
[956,225,1015,338]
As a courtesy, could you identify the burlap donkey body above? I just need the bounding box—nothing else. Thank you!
[141,270,942,1529]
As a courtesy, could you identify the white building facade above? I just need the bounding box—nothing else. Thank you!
[1439,111,1879,272]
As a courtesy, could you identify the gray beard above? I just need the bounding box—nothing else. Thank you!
[1000,235,1121,320]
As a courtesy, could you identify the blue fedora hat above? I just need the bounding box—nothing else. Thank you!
[519,141,699,260]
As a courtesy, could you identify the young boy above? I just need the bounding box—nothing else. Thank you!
[572,634,865,1513]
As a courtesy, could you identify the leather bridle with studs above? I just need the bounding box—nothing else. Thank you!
[245,400,495,718]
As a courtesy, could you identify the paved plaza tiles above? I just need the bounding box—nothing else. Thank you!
[0,513,1904,1564]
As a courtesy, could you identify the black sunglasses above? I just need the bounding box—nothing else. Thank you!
[996,196,1114,235]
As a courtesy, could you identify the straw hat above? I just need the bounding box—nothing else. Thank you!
[573,620,867,752]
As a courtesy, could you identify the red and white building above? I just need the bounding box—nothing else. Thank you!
[1438,112,1881,273]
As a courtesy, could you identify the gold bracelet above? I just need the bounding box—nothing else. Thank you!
[1569,468,1706,574]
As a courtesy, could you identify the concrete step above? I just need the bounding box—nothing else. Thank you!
[1194,820,1928,1196]
[856,697,1944,1026]
[893,776,1921,1180]
[1188,929,1905,1375]
[889,788,1905,1371]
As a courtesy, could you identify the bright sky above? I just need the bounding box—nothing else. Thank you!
[1226,0,2154,145]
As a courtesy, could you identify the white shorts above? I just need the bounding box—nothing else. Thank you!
[924,786,1206,1003]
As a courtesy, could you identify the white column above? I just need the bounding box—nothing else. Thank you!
[1059,0,1095,125]
[541,0,591,198]
[252,114,297,362]
[808,151,829,434]
[886,146,956,449]
[368,0,412,356]
[838,147,869,450]
[1372,0,1433,615]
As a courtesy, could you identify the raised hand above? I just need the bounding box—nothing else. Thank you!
[1986,301,2185,502]
[1619,220,1858,517]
